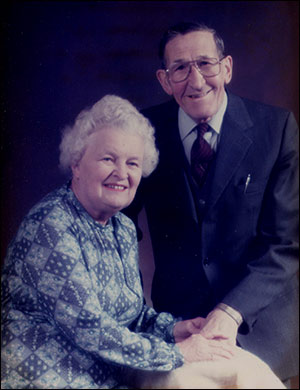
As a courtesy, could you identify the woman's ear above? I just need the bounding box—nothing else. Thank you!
[71,164,80,180]
[156,69,173,96]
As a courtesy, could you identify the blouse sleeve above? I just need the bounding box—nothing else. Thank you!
[129,304,180,344]
[60,275,183,371]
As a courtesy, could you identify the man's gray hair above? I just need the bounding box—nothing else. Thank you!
[159,21,225,68]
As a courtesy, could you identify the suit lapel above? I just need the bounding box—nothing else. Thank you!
[205,94,253,212]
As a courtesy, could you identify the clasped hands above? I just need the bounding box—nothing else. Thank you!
[174,308,239,363]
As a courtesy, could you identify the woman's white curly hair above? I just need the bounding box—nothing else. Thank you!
[59,95,159,177]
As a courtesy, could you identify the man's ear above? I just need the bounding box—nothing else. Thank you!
[156,69,173,96]
[223,55,233,85]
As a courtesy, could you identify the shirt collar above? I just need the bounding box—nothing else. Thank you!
[179,92,228,140]
[66,182,121,230]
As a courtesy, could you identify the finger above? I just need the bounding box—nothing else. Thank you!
[210,348,234,360]
[198,349,233,361]
[208,354,231,361]
[199,329,219,339]
[208,341,237,356]
[192,317,206,328]
[187,322,202,334]
[200,327,233,341]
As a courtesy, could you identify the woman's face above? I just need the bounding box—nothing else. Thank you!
[71,127,144,224]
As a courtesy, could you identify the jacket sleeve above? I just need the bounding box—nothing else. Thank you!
[222,111,299,331]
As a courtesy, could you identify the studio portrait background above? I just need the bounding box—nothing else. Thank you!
[1,1,299,301]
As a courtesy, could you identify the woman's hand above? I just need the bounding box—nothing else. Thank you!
[173,317,205,342]
[176,333,236,363]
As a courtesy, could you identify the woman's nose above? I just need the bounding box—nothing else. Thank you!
[113,162,128,178]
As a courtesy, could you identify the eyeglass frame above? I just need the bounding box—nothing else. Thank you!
[165,56,226,83]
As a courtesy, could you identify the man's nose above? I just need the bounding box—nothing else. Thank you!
[187,64,206,86]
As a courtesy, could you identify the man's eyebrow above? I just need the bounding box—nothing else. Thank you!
[170,55,215,64]
[169,58,187,65]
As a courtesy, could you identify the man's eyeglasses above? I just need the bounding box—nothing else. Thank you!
[165,57,225,83]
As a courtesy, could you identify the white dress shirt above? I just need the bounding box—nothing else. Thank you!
[178,93,228,164]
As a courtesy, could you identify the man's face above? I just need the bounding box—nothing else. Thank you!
[156,31,233,123]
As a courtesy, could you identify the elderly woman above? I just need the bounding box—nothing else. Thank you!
[1,95,284,389]
[0,95,230,389]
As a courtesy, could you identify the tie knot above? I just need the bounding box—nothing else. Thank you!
[195,122,209,137]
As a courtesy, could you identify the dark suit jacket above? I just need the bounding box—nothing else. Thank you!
[124,92,299,379]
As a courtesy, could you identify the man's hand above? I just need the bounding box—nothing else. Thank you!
[198,308,239,345]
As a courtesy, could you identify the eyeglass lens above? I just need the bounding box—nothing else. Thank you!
[170,59,221,82]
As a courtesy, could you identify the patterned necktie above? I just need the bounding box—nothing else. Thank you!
[190,123,215,187]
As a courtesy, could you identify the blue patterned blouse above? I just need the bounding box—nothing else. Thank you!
[1,183,183,389]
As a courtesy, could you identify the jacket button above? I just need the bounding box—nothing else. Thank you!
[199,199,206,206]
[203,257,210,266]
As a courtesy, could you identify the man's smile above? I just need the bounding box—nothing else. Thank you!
[186,88,213,100]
